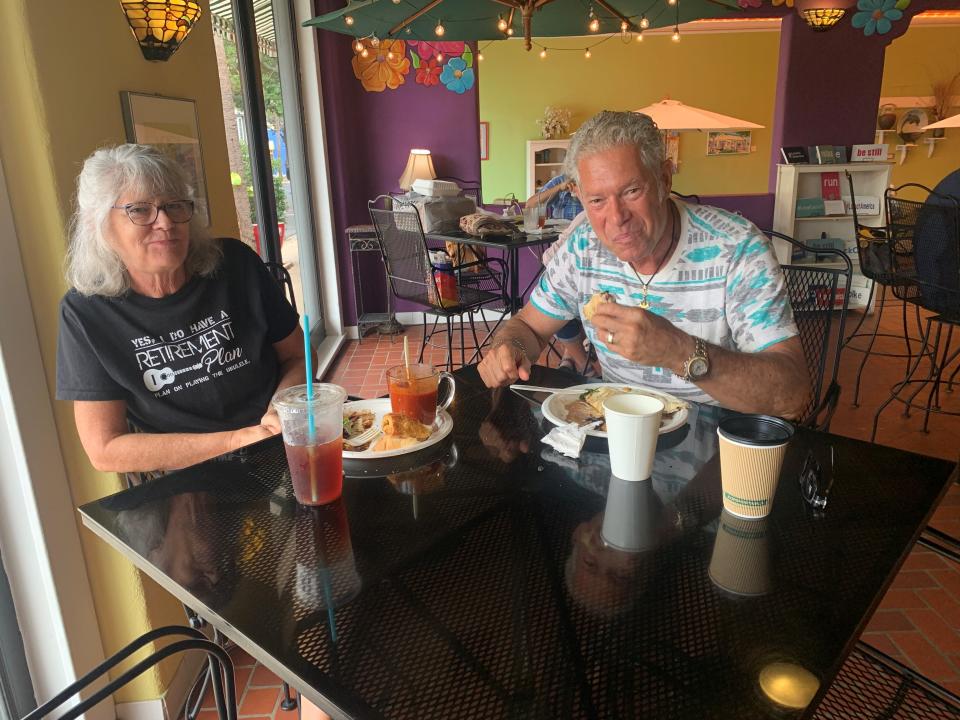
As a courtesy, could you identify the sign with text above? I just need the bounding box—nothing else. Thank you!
[851,144,889,162]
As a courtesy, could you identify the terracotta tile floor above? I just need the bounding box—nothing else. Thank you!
[204,301,960,716]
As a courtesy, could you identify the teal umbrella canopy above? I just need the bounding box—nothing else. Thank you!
[305,0,744,51]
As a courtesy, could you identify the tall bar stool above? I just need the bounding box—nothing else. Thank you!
[842,172,934,407]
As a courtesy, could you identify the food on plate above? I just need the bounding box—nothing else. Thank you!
[382,413,432,441]
[370,412,434,452]
[342,408,376,450]
[563,386,689,432]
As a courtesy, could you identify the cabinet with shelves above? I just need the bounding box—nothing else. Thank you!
[526,139,571,199]
[773,162,892,309]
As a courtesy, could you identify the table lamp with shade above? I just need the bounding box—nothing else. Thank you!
[399,148,437,190]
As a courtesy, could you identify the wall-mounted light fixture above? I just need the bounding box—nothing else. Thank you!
[795,0,855,31]
[120,0,202,61]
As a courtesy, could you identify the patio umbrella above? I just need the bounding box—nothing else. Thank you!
[923,112,960,130]
[305,0,743,51]
[633,99,764,131]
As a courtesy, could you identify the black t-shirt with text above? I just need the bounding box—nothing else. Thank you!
[56,238,299,433]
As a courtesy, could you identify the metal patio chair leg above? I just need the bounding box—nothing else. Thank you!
[280,683,297,711]
[872,317,937,442]
[853,285,887,407]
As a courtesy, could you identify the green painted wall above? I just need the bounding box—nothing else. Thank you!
[478,30,782,201]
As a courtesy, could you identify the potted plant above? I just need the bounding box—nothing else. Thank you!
[537,106,572,140]
[931,71,959,139]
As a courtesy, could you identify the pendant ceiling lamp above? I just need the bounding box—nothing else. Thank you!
[119,0,203,61]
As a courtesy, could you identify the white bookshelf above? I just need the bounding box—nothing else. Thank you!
[526,139,571,199]
[773,162,893,309]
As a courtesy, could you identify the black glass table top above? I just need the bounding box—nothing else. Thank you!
[426,228,558,249]
[79,365,957,720]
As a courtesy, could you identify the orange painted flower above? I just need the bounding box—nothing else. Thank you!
[771,0,794,6]
[352,39,410,92]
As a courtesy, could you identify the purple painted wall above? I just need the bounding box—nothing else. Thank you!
[313,0,481,325]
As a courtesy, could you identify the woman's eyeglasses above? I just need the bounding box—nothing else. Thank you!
[799,446,835,512]
[112,200,194,226]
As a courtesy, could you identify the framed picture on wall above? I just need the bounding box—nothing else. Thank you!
[706,130,752,156]
[120,91,210,226]
[480,121,490,161]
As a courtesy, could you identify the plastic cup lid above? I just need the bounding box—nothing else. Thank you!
[272,383,346,410]
[718,414,794,446]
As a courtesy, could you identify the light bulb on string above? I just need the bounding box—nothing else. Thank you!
[672,26,680,41]
[353,39,364,53]
[640,15,649,28]
[620,20,629,31]
[392,0,401,3]
[436,52,443,61]
[497,14,508,31]
[668,0,676,5]
[506,27,514,35]
[588,5,599,32]
[344,14,354,25]
[360,47,369,57]
[539,47,547,58]
[584,48,592,58]
[387,50,394,59]
[477,51,484,61]
[636,30,644,41]
[370,34,380,47]
[435,19,445,36]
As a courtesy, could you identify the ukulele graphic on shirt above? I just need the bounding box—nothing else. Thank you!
[143,363,204,392]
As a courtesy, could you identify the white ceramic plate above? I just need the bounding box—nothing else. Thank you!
[540,383,689,438]
[342,398,453,459]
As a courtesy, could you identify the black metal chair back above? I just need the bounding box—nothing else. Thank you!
[845,170,901,286]
[886,185,960,316]
[435,175,482,206]
[765,230,853,430]
[368,195,438,306]
[264,261,297,312]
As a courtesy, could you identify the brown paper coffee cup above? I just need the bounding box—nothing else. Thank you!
[709,510,770,596]
[717,415,794,519]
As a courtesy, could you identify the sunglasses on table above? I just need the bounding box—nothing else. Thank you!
[799,446,836,512]
[112,200,194,225]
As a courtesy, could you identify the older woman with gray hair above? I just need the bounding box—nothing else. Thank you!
[57,144,306,475]
[478,110,810,420]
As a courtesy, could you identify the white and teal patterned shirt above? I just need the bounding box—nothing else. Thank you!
[529,199,797,404]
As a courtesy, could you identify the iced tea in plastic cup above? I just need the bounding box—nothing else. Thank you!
[273,384,346,505]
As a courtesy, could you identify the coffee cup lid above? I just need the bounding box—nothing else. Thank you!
[718,415,794,446]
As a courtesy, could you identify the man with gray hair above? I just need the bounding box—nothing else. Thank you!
[478,110,810,419]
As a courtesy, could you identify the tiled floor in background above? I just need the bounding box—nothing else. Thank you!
[203,300,960,716]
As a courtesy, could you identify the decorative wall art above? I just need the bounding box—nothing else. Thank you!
[120,91,210,225]
[480,122,489,161]
[706,130,753,156]
[352,40,476,94]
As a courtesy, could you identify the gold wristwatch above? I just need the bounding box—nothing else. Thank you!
[681,337,710,382]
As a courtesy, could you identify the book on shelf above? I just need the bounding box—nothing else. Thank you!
[824,200,847,215]
[832,146,848,163]
[841,195,881,216]
[815,145,836,164]
[820,172,841,201]
[780,146,809,164]
[796,197,826,217]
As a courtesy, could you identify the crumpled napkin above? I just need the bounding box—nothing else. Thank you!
[542,421,602,459]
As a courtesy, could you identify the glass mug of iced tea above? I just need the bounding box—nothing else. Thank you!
[386,364,456,426]
[273,383,347,506]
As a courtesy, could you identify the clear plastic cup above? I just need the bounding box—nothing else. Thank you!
[273,384,346,505]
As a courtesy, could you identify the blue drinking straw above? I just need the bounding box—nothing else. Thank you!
[303,314,316,441]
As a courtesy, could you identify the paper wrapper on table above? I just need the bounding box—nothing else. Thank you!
[717,432,789,519]
[541,421,600,459]
[398,194,476,233]
[708,510,771,596]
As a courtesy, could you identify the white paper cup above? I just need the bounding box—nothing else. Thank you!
[603,394,664,481]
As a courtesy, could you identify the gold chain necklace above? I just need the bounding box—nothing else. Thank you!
[633,203,679,310]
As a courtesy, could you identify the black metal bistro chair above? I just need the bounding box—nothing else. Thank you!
[264,261,297,312]
[764,231,852,430]
[843,171,934,407]
[872,187,960,440]
[368,195,508,370]
[23,626,236,720]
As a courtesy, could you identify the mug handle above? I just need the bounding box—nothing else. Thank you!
[438,371,456,412]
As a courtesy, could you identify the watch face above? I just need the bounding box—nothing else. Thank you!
[690,357,709,378]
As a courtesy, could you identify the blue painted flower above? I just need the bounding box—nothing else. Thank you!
[852,0,903,36]
[440,57,474,94]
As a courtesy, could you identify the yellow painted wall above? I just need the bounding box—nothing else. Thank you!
[479,30,782,201]
[881,26,960,190]
[480,23,960,201]
[0,0,238,703]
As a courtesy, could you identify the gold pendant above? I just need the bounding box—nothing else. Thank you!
[639,286,650,310]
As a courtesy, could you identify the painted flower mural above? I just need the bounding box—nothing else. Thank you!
[440,57,475,94]
[415,57,442,86]
[852,0,906,35]
[351,39,410,92]
[770,0,794,6]
[407,40,465,60]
